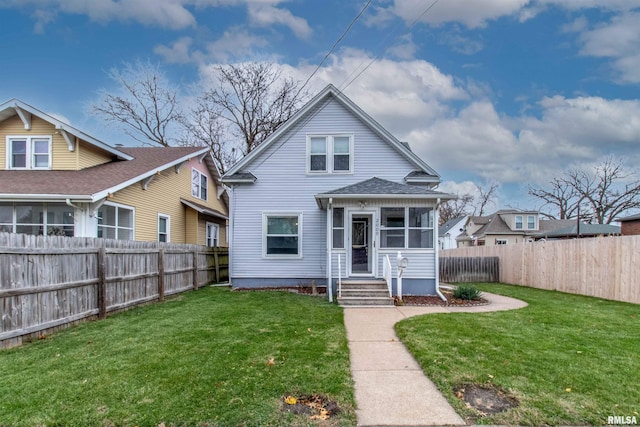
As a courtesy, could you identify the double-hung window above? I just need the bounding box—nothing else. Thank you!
[206,222,219,247]
[527,215,536,229]
[98,203,134,240]
[191,168,208,200]
[381,207,434,249]
[307,135,353,173]
[515,215,523,229]
[158,214,170,242]
[6,136,51,169]
[263,213,302,257]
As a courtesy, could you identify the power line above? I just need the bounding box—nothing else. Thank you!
[339,0,441,92]
[296,0,373,97]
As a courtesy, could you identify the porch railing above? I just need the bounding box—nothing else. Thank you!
[383,254,393,297]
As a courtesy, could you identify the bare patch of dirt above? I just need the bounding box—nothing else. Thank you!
[400,289,489,307]
[281,394,341,421]
[454,383,518,415]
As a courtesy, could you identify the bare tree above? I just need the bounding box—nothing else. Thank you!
[529,158,640,224]
[439,193,473,225]
[178,100,237,175]
[92,60,184,147]
[528,177,582,220]
[198,62,308,156]
[473,182,499,216]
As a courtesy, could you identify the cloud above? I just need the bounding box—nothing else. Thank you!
[575,11,640,83]
[247,3,312,39]
[154,37,194,64]
[204,27,271,62]
[389,0,530,29]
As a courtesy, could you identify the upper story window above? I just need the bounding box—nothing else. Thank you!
[515,215,523,229]
[527,215,536,229]
[307,135,353,174]
[191,168,208,201]
[6,136,51,169]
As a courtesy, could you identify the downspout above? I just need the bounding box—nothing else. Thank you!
[434,197,446,302]
[65,198,80,210]
[326,198,333,303]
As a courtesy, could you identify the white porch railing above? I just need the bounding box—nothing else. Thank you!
[383,254,393,297]
[338,253,343,299]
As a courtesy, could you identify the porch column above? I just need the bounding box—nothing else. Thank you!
[326,200,333,302]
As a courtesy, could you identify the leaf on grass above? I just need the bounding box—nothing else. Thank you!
[565,388,571,392]
[266,357,275,366]
[310,408,329,420]
[284,396,297,405]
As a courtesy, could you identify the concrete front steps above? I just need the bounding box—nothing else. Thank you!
[337,279,394,306]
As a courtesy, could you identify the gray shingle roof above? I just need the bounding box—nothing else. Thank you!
[221,171,257,183]
[321,177,445,196]
[439,216,466,237]
[617,213,640,222]
[535,223,620,238]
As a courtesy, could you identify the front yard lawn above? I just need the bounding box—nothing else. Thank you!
[0,287,355,427]
[396,283,640,426]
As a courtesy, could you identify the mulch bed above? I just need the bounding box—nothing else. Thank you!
[399,289,489,307]
[454,383,519,416]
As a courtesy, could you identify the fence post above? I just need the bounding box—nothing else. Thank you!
[97,247,107,319]
[158,248,165,301]
[193,250,199,290]
[214,249,220,283]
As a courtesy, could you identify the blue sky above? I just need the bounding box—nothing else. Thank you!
[2,0,640,212]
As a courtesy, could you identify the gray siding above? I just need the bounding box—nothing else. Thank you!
[229,96,434,282]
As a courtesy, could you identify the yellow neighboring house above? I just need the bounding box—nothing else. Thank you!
[0,98,228,246]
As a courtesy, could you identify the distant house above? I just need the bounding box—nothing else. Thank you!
[617,213,640,236]
[457,210,541,246]
[0,98,228,245]
[222,84,453,298]
[534,222,620,240]
[438,216,467,249]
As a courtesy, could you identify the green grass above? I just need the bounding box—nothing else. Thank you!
[396,283,640,426]
[0,287,355,427]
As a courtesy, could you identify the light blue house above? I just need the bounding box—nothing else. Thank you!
[222,85,453,302]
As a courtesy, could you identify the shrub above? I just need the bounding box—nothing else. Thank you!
[453,285,482,300]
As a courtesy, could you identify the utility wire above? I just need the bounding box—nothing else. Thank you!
[339,0,441,92]
[295,0,373,98]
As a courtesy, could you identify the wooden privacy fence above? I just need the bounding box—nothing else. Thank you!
[439,256,499,283]
[440,235,640,304]
[0,232,229,349]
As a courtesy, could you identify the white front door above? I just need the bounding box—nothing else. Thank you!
[348,211,376,276]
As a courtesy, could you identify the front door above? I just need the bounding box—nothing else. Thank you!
[350,212,374,276]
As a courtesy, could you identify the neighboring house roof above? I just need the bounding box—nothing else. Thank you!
[223,84,440,185]
[617,213,640,222]
[180,198,228,220]
[0,98,132,161]
[535,223,620,239]
[464,210,541,239]
[314,177,453,209]
[0,146,211,202]
[439,216,466,237]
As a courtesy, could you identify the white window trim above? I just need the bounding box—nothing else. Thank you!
[5,135,52,170]
[191,168,208,201]
[97,201,135,240]
[527,215,536,230]
[206,222,219,247]
[306,134,354,174]
[515,215,523,230]
[380,207,435,250]
[262,212,303,259]
[158,213,170,243]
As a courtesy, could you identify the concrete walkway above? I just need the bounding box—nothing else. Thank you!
[343,292,528,426]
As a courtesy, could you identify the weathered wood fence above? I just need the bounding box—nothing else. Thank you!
[0,232,229,349]
[439,256,499,283]
[440,235,640,304]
